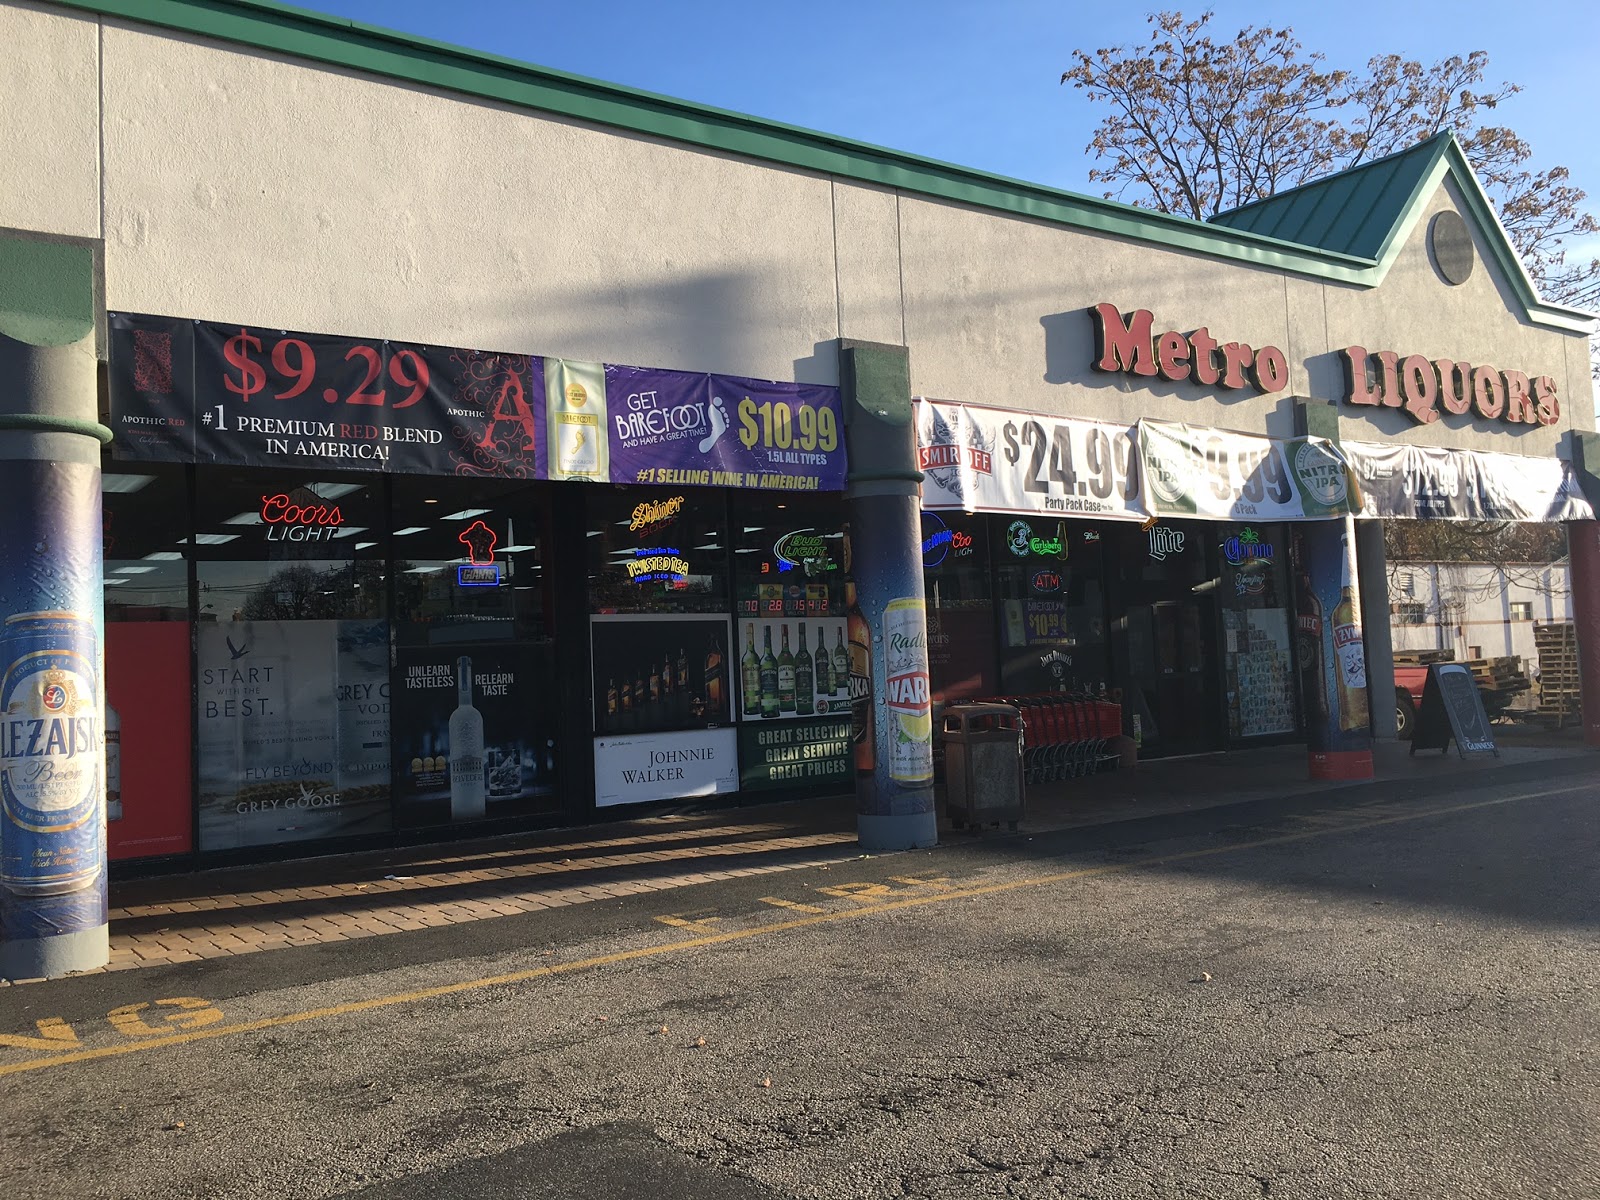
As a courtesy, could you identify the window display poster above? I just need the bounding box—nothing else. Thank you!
[926,608,997,708]
[595,729,739,807]
[196,620,392,851]
[1225,608,1297,738]
[105,621,194,860]
[592,615,732,736]
[391,643,557,828]
[733,617,850,722]
[738,716,851,792]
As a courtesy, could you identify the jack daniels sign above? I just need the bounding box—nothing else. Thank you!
[110,313,547,478]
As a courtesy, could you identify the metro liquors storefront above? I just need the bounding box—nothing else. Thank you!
[3,0,1598,977]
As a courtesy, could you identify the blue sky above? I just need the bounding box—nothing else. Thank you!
[305,0,1597,263]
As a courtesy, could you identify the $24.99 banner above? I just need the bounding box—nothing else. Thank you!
[109,313,845,491]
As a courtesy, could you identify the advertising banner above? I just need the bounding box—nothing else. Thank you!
[196,620,392,851]
[1342,441,1594,522]
[0,462,108,951]
[738,716,852,792]
[592,615,733,737]
[594,728,739,806]
[915,399,1143,520]
[105,622,193,861]
[607,367,846,492]
[733,616,850,722]
[1138,419,1354,522]
[109,314,845,493]
[391,644,556,828]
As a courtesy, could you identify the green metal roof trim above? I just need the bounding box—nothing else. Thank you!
[51,0,1596,333]
[1213,133,1594,332]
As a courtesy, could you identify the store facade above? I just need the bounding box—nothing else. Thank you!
[2,0,1597,935]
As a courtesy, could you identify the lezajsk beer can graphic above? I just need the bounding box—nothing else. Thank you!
[882,598,933,785]
[0,611,103,896]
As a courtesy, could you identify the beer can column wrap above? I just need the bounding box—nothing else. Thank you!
[0,463,109,977]
[845,492,936,848]
[1294,514,1374,780]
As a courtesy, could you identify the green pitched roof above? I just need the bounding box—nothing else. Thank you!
[1210,134,1450,261]
[1212,133,1595,331]
[47,0,1597,333]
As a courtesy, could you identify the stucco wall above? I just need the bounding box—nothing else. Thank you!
[0,2,101,240]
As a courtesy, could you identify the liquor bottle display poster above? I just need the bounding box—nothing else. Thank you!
[391,643,557,828]
[195,620,393,851]
[733,617,850,721]
[105,621,194,860]
[591,615,732,736]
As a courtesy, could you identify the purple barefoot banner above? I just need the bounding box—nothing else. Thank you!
[606,366,845,492]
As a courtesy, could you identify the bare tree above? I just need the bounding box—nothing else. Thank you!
[1061,11,1600,316]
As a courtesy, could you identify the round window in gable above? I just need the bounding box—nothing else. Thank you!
[1429,210,1475,286]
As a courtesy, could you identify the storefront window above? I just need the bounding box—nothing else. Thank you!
[1218,523,1298,740]
[192,471,391,851]
[103,467,193,861]
[589,488,733,736]
[391,477,559,829]
[921,511,995,708]
[996,517,1109,694]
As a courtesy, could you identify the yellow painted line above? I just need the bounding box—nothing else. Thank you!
[759,896,826,914]
[1,780,1590,1081]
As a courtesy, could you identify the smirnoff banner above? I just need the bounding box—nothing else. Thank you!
[1136,419,1356,522]
[108,313,845,492]
[915,399,1144,520]
[1341,441,1593,523]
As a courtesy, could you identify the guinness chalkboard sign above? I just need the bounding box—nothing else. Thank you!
[1410,663,1498,758]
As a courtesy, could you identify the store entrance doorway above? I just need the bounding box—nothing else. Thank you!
[1109,523,1222,756]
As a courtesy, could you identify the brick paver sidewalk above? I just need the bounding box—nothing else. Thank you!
[96,814,861,976]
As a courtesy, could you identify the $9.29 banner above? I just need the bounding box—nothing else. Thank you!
[109,313,845,491]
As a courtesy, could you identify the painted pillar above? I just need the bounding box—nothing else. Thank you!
[0,234,112,981]
[1355,519,1397,739]
[1571,432,1600,748]
[1568,521,1600,747]
[839,341,937,852]
[1292,400,1373,779]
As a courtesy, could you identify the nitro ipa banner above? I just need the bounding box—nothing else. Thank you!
[1137,419,1354,522]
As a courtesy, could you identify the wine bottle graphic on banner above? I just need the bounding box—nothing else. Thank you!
[759,626,779,718]
[449,655,486,820]
[795,626,814,716]
[813,624,832,695]
[741,624,761,717]
[777,624,796,713]
[832,628,849,698]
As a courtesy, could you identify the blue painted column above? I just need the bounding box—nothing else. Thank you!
[839,341,937,852]
[0,234,112,981]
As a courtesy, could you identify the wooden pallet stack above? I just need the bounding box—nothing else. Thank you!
[1392,651,1533,716]
[1534,622,1582,724]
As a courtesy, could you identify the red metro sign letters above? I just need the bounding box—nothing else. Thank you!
[1090,303,1289,395]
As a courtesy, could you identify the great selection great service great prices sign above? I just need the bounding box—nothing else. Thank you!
[109,313,846,492]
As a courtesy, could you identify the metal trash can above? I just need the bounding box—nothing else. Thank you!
[941,703,1025,830]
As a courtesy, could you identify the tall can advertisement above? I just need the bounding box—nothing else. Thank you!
[0,461,108,964]
[845,497,935,821]
[1293,515,1373,780]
